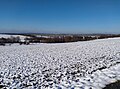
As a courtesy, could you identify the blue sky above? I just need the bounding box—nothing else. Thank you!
[0,0,120,34]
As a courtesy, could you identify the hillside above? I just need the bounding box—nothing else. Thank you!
[0,38,120,89]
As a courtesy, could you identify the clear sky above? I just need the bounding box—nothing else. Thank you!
[0,0,120,34]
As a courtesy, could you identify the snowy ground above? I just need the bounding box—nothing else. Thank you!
[0,34,29,42]
[0,38,120,89]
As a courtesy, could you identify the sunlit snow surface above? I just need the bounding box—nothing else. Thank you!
[0,38,120,89]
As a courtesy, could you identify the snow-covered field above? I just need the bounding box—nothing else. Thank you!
[0,34,29,42]
[0,38,120,89]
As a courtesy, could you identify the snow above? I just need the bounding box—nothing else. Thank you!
[0,34,29,42]
[0,37,120,89]
[36,35,51,38]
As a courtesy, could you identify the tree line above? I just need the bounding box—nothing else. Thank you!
[0,34,120,46]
